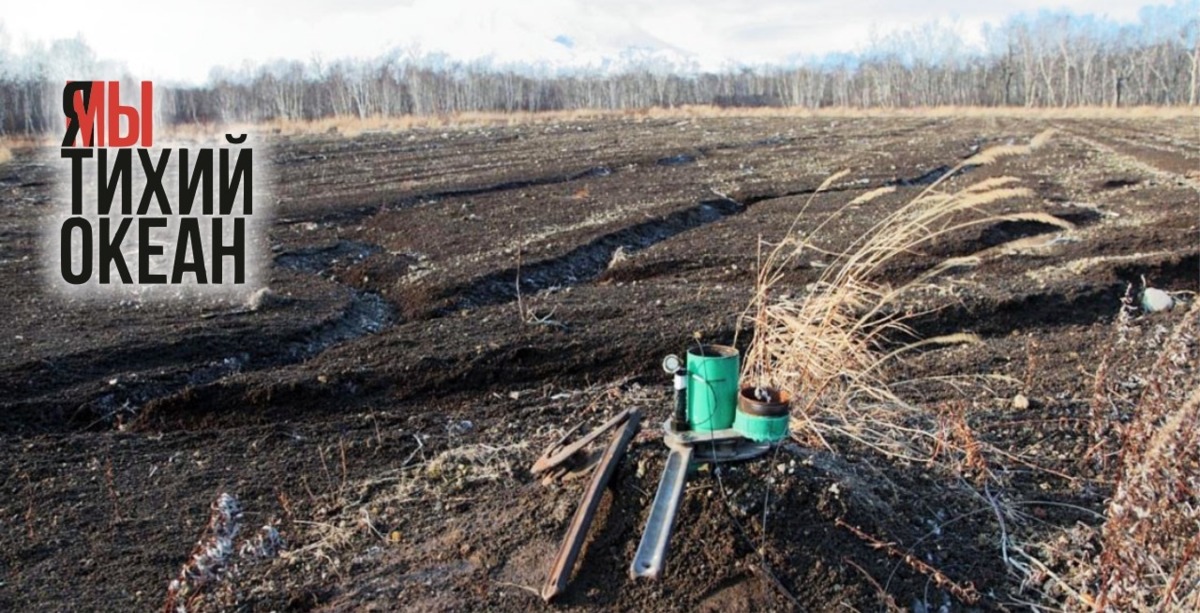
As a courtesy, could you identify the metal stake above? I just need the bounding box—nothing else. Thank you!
[630,443,693,579]
[541,409,641,601]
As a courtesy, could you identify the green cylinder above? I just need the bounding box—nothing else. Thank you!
[686,345,740,431]
[734,387,791,442]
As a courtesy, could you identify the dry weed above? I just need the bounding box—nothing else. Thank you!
[1016,299,1199,611]
[740,132,1056,462]
[164,492,284,613]
[283,440,528,568]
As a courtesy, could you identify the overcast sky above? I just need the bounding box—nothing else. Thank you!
[2,0,1157,84]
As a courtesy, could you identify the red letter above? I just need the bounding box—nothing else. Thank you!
[108,81,140,147]
[140,81,154,147]
[69,81,105,147]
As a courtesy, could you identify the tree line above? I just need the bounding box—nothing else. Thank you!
[1,4,1197,136]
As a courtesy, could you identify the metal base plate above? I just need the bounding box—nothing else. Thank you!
[661,419,770,463]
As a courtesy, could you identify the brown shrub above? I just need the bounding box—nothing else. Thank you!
[1017,298,1199,611]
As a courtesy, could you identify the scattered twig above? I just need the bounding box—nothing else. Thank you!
[836,518,980,604]
[104,456,122,524]
[514,240,568,329]
[526,306,568,329]
[22,472,36,540]
[982,482,1012,569]
[359,507,387,542]
[402,434,425,467]
[747,562,802,611]
[515,242,526,321]
[338,437,349,495]
[494,580,542,597]
[317,444,336,493]
[843,557,903,612]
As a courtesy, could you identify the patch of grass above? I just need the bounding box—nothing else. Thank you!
[734,125,1199,610]
[643,104,1200,122]
[0,144,13,165]
[154,105,1200,139]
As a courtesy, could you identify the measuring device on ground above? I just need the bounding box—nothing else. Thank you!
[630,344,790,579]
[533,344,790,599]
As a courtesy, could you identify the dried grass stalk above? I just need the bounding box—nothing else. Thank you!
[848,186,896,206]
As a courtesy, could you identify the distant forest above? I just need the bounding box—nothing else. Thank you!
[1,3,1198,135]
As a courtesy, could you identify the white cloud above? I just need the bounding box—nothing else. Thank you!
[1,0,1154,83]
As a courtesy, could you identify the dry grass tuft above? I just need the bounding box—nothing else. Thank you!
[0,144,13,165]
[735,129,1200,609]
[1017,298,1200,611]
[283,439,528,568]
[740,130,1057,461]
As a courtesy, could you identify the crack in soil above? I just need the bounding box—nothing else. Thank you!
[275,240,384,273]
[388,165,614,209]
[444,196,745,311]
[277,165,614,226]
[285,290,394,361]
[657,153,699,166]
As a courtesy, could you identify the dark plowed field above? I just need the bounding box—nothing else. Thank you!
[2,114,1197,611]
